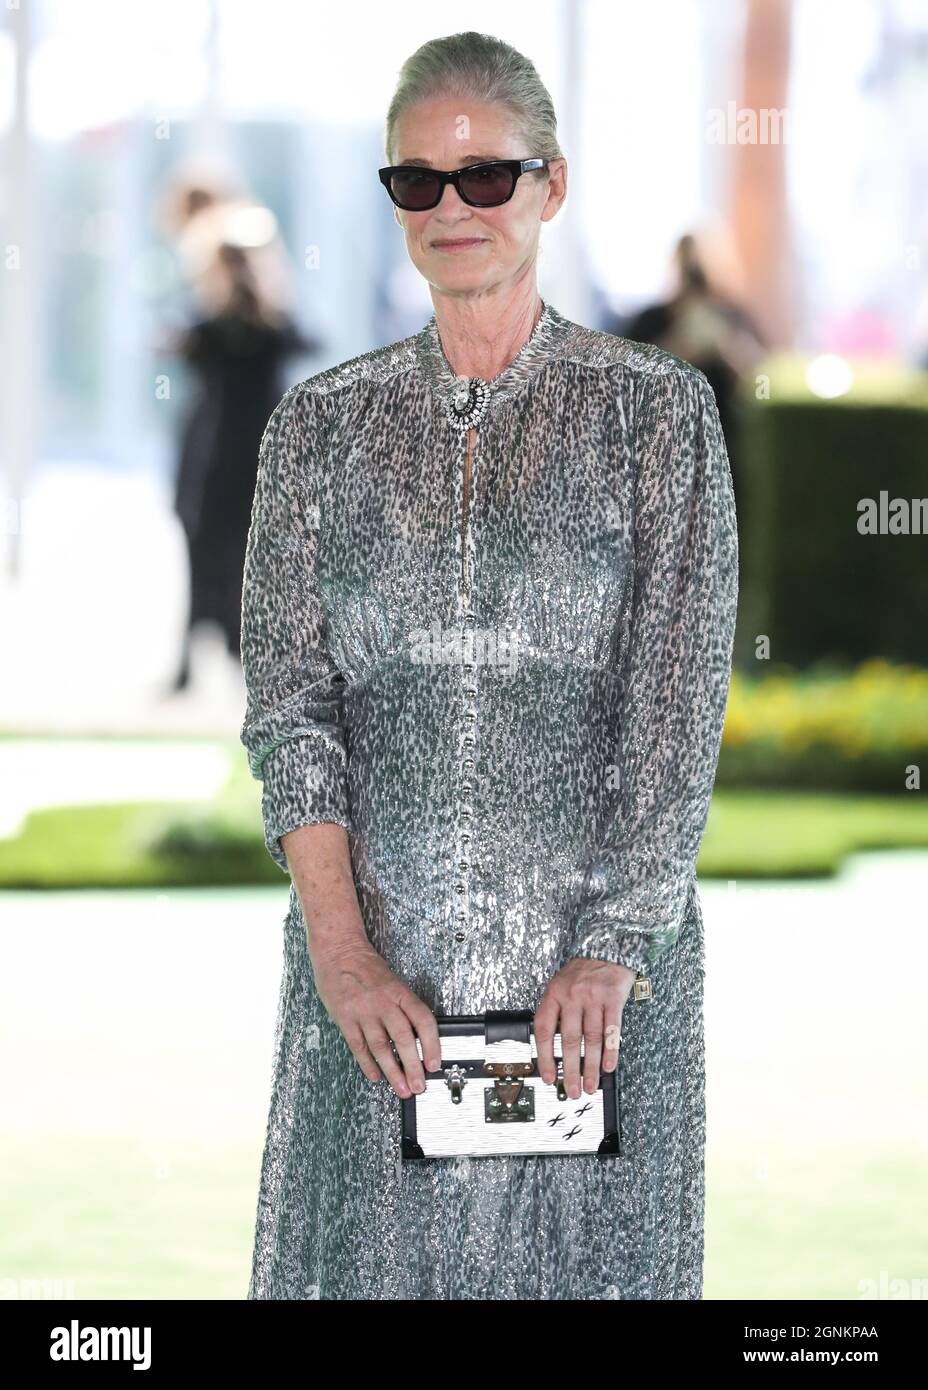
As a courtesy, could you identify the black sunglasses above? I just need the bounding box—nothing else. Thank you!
[378,158,550,211]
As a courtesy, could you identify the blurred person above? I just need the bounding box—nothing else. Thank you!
[240,32,737,1300]
[165,231,318,690]
[614,233,768,512]
[157,166,297,322]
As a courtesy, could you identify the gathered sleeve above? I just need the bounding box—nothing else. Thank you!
[564,363,739,974]
[239,383,352,873]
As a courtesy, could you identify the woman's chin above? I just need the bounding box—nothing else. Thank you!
[430,265,497,294]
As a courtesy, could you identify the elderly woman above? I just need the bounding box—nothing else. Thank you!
[240,30,737,1300]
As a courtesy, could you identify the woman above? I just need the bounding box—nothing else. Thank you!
[170,237,317,687]
[240,31,738,1300]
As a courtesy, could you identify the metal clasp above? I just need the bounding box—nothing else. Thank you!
[633,974,652,1001]
[444,1064,468,1104]
[482,1060,532,1078]
[484,1076,535,1123]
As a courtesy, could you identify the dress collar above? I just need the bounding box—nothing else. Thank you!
[415,299,577,429]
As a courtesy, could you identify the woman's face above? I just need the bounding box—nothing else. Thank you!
[390,97,567,300]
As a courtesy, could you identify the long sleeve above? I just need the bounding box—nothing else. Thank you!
[239,383,351,872]
[564,363,738,974]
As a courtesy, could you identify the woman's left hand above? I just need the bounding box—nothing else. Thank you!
[534,959,637,1100]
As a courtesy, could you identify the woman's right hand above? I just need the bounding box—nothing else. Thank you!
[310,939,443,1098]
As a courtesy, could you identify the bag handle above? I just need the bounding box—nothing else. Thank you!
[484,1009,534,1044]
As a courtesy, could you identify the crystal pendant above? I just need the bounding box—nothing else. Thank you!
[445,376,490,434]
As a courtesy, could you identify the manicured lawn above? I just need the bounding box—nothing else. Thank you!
[705,1142,928,1300]
[0,1133,257,1300]
[2,780,928,886]
[2,1133,924,1299]
[2,871,925,1301]
[699,789,928,876]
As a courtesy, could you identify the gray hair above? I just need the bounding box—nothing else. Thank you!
[384,31,564,169]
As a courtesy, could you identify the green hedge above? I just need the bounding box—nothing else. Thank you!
[735,357,928,670]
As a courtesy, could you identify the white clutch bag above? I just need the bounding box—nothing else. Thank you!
[399,994,650,1163]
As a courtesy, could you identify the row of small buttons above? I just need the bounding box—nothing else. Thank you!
[452,607,477,941]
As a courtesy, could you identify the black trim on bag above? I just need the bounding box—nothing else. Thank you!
[398,1011,623,1162]
[399,1065,622,1160]
[400,1094,424,1160]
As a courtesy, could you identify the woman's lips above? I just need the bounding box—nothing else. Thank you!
[431,238,488,251]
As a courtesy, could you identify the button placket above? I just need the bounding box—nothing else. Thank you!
[451,427,481,953]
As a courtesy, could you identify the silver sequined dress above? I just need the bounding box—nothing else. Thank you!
[239,300,738,1300]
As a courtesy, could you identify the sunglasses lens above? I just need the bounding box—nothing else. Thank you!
[458,164,515,205]
[389,170,441,209]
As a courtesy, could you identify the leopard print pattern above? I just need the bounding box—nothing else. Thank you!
[239,300,738,1300]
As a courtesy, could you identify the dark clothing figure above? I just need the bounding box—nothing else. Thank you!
[606,238,769,522]
[172,309,316,682]
[618,297,757,498]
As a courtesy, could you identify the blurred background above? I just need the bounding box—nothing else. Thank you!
[1,0,927,1301]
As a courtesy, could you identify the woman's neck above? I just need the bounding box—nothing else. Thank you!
[432,285,544,382]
